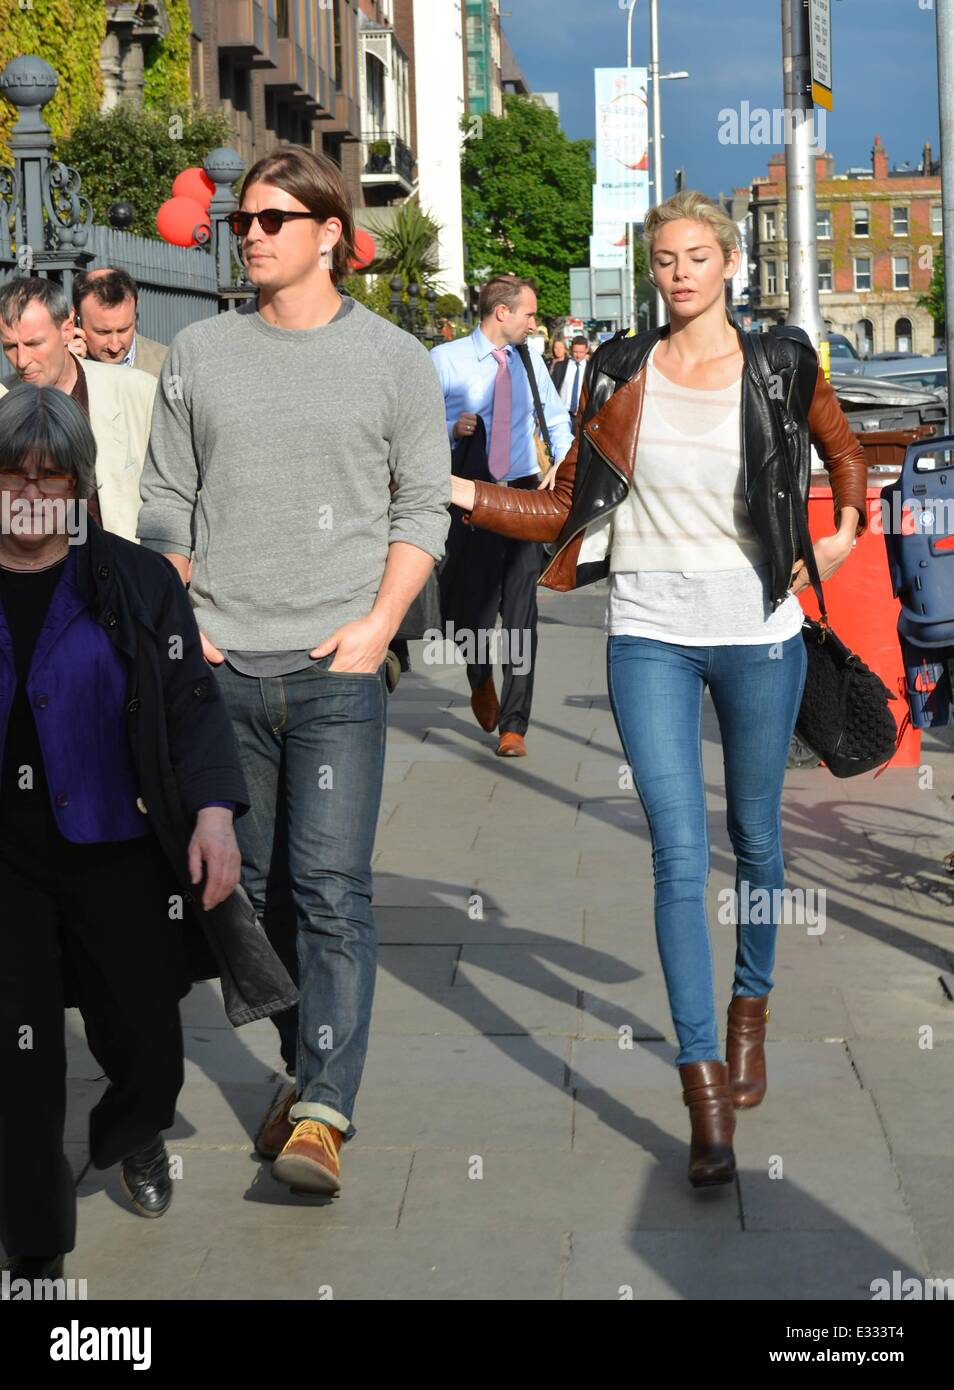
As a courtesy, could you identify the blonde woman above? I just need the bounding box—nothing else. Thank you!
[450,191,867,1187]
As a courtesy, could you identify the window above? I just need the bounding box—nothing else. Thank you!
[892,206,909,236]
[853,205,870,236]
[895,317,913,352]
[765,260,777,295]
[854,256,872,291]
[762,209,776,241]
[783,259,789,294]
[818,258,832,293]
[893,255,910,290]
[333,0,343,93]
[932,204,943,236]
[365,54,385,135]
[817,207,831,238]
[276,0,289,39]
[856,318,873,357]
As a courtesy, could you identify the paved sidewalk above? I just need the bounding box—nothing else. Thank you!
[50,582,954,1298]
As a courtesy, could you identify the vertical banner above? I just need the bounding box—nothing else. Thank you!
[594,67,649,223]
[591,187,628,268]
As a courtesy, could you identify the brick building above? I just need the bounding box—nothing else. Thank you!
[750,135,942,356]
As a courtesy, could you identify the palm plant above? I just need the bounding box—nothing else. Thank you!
[364,201,443,292]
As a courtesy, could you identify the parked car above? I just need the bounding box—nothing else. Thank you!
[866,350,926,362]
[826,333,866,375]
[859,354,948,396]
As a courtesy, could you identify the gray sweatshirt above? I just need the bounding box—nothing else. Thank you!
[137,295,451,651]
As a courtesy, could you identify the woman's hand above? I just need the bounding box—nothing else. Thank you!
[188,807,241,911]
[788,530,855,596]
[450,476,477,511]
[537,461,560,492]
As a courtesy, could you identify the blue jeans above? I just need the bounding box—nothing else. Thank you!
[606,632,808,1065]
[214,655,387,1139]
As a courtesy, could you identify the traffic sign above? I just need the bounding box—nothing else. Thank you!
[808,0,833,110]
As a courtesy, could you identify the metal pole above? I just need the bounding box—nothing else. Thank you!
[649,0,666,327]
[781,0,824,346]
[627,0,637,331]
[936,0,954,427]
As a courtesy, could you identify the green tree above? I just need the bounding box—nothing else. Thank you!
[340,271,398,323]
[461,93,593,318]
[918,242,945,336]
[58,104,234,240]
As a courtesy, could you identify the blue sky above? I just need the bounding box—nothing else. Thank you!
[501,0,941,195]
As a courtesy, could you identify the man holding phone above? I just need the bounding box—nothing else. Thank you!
[70,269,168,378]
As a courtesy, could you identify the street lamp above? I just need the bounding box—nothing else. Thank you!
[625,1,689,330]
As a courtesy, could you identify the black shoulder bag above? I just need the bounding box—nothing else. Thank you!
[749,333,898,777]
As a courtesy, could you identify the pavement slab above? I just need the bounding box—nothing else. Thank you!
[30,581,954,1300]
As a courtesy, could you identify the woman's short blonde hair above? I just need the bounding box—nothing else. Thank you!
[643,190,741,265]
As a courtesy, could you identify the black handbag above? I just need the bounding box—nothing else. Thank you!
[750,333,898,777]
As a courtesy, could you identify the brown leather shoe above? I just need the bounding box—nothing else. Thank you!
[727,994,770,1109]
[470,676,499,732]
[254,1082,297,1159]
[271,1120,344,1194]
[679,1060,737,1187]
[496,731,527,757]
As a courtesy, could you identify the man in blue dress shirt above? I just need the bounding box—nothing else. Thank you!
[430,275,573,757]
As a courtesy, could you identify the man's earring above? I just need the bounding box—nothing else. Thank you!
[319,245,333,270]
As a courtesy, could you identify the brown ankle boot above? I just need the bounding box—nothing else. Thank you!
[679,1060,736,1187]
[727,994,770,1109]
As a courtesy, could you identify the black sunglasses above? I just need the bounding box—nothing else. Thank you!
[227,209,322,237]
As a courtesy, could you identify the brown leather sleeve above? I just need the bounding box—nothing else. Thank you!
[807,363,868,538]
[462,380,587,542]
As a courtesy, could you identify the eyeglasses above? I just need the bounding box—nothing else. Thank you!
[0,470,74,495]
[227,209,321,237]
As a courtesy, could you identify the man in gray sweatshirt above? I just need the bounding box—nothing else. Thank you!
[137,146,450,1197]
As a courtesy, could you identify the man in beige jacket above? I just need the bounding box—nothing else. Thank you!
[69,267,168,379]
[0,277,156,541]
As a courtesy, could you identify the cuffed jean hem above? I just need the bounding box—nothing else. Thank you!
[289,1101,351,1136]
[677,1051,726,1067]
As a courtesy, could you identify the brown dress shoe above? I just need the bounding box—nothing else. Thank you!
[496,731,527,757]
[470,676,499,732]
[272,1120,344,1194]
[254,1082,297,1159]
[679,1060,737,1187]
[727,994,770,1109]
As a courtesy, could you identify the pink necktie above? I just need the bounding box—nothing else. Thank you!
[487,347,512,480]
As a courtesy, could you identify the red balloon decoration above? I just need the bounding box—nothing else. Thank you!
[172,167,216,209]
[350,228,376,270]
[157,196,211,248]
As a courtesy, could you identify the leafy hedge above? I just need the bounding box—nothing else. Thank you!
[144,0,193,109]
[58,104,235,239]
[0,0,106,160]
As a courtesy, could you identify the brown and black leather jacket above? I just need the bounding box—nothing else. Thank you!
[462,321,868,609]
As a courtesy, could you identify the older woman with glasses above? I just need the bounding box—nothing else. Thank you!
[0,384,296,1287]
